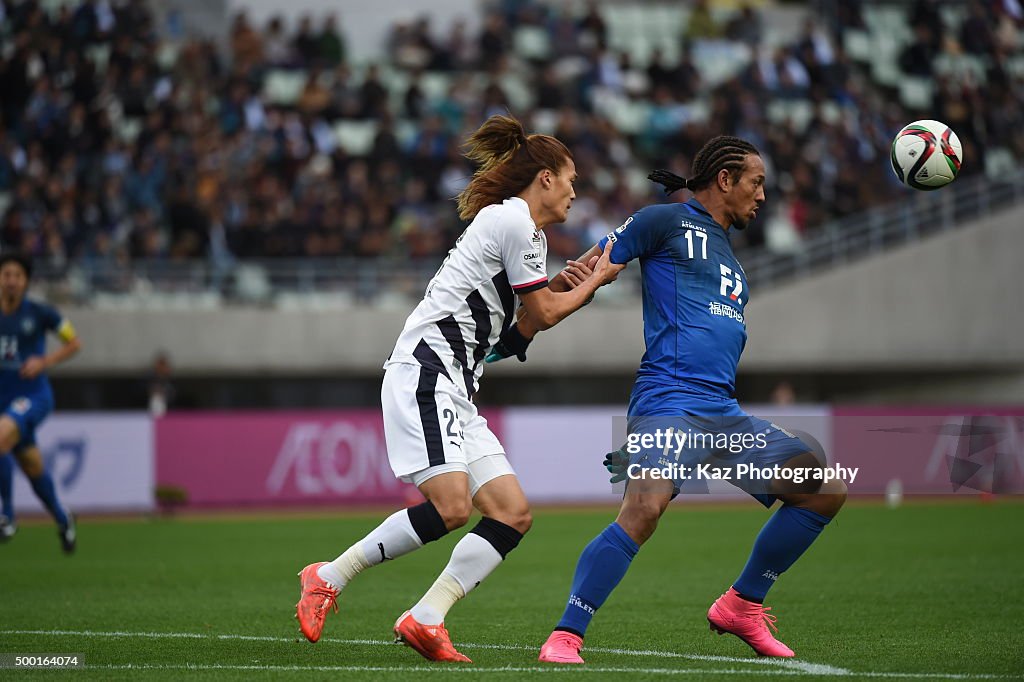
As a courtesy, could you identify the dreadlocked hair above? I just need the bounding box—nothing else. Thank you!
[648,136,760,194]
[456,114,573,221]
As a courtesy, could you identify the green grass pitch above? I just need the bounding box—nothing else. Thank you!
[2,500,1023,680]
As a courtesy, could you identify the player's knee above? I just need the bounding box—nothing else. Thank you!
[434,497,473,530]
[0,418,19,453]
[821,478,848,517]
[16,450,43,478]
[484,501,532,535]
[508,506,533,535]
[617,496,665,543]
[774,452,827,496]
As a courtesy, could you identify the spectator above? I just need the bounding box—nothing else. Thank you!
[317,14,346,67]
[726,4,764,46]
[686,0,723,40]
[577,0,607,51]
[770,381,797,406]
[263,16,292,67]
[357,64,389,119]
[900,25,938,77]
[478,13,508,70]
[147,351,176,416]
[960,1,996,56]
[292,15,320,67]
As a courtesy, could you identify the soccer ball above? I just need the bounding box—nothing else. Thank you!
[890,119,963,191]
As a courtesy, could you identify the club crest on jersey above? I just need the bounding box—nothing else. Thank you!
[11,397,32,415]
[21,317,35,335]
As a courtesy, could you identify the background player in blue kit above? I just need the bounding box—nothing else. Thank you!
[491,136,848,661]
[0,253,82,552]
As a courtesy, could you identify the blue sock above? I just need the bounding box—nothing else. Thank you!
[29,472,69,528]
[733,505,831,602]
[0,455,13,521]
[556,522,639,636]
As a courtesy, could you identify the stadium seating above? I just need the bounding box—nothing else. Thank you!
[1,0,1021,303]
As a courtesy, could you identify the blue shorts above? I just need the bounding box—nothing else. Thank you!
[626,382,815,507]
[3,391,54,451]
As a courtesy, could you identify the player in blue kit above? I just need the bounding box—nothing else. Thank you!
[490,136,847,661]
[0,254,81,552]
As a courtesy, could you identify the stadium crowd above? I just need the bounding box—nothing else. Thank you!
[0,0,1021,271]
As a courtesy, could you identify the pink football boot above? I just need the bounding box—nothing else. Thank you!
[707,587,795,658]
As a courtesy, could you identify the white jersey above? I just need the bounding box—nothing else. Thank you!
[385,196,549,397]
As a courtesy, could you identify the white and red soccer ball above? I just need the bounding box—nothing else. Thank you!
[890,119,963,191]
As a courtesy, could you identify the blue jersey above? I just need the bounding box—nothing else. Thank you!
[599,199,748,400]
[0,298,64,401]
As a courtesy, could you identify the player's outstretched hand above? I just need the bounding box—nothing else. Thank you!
[485,324,532,364]
[20,356,46,379]
[559,255,600,289]
[604,446,630,484]
[592,241,626,286]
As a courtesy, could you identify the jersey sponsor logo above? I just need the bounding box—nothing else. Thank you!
[707,301,745,325]
[605,217,632,243]
[522,250,545,272]
[719,264,744,304]
[11,397,32,415]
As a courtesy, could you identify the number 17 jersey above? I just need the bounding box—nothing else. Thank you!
[598,199,749,400]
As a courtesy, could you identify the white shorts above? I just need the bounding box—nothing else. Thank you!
[381,362,514,497]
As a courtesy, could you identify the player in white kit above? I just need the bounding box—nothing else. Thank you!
[295,115,623,662]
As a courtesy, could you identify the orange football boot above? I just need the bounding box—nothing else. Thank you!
[393,610,472,662]
[295,562,339,642]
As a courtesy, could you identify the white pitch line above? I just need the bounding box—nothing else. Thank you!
[84,663,807,676]
[2,629,1020,680]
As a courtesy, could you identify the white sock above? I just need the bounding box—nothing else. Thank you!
[410,533,502,625]
[318,509,424,589]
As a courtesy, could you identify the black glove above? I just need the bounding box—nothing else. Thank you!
[603,446,630,484]
[485,324,532,363]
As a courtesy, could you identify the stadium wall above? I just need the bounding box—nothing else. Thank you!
[742,203,1024,371]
